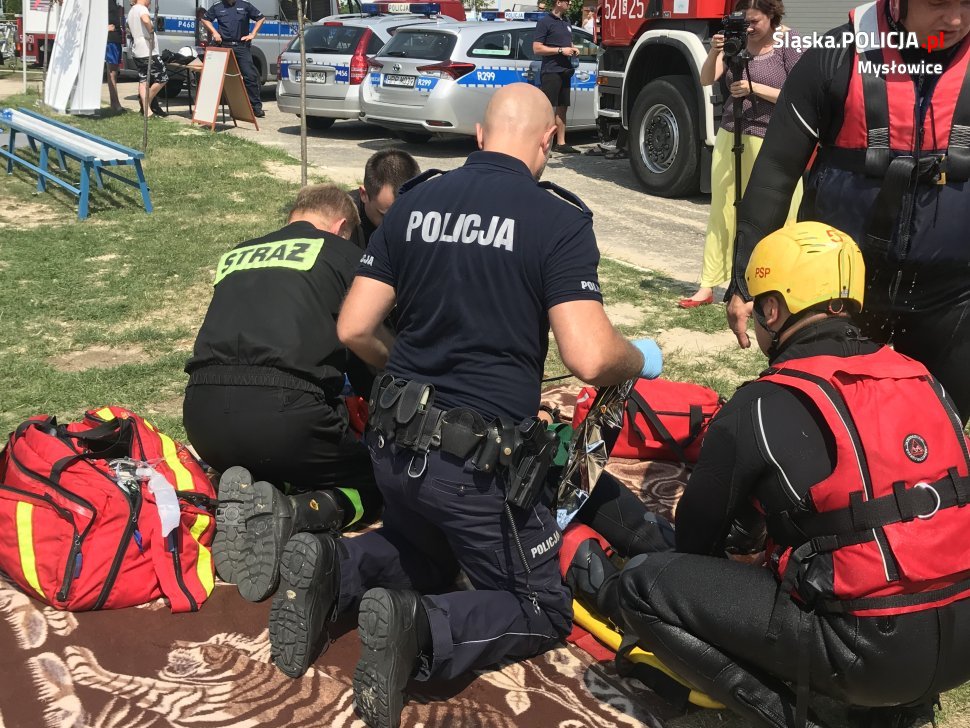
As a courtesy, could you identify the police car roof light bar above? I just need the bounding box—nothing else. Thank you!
[360,2,441,15]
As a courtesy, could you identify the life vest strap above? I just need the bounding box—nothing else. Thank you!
[821,573,970,614]
[778,467,970,543]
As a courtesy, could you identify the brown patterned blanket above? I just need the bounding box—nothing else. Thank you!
[0,386,696,728]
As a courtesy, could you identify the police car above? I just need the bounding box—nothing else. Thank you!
[276,4,458,130]
[359,12,599,143]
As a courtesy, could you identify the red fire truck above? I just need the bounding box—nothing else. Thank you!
[594,0,852,198]
[594,0,735,198]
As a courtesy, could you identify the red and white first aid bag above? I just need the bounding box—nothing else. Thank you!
[0,406,216,611]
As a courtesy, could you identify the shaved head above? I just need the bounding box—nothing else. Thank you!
[476,83,557,179]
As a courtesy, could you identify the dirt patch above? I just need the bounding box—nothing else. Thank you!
[262,160,328,185]
[657,327,738,360]
[84,254,120,263]
[50,345,149,372]
[263,160,305,184]
[0,261,8,272]
[605,302,643,328]
[111,279,212,336]
[0,192,65,228]
[143,394,185,419]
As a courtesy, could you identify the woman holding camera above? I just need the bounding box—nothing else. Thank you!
[679,0,803,308]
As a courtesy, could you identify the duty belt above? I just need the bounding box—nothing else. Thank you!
[367,374,559,509]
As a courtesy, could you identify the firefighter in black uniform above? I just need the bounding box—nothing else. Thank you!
[183,185,381,603]
[350,150,420,250]
[568,222,970,727]
[725,0,970,425]
[264,84,664,728]
[201,0,266,117]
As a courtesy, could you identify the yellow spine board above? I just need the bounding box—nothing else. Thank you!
[572,600,725,710]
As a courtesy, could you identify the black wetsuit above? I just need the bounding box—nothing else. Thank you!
[729,14,970,424]
[611,320,970,724]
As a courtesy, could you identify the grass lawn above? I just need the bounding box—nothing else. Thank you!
[1,91,968,725]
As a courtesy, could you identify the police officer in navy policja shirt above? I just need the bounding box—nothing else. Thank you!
[201,0,266,117]
[533,0,582,152]
[266,83,664,728]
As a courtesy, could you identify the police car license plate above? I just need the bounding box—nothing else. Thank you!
[293,70,327,83]
[383,74,416,88]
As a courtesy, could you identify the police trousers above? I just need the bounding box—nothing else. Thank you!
[218,43,261,112]
[183,383,381,519]
[335,433,573,680]
[616,552,970,726]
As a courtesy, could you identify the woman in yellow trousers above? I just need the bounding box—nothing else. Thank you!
[680,0,803,308]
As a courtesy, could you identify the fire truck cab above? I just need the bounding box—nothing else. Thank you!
[595,0,856,198]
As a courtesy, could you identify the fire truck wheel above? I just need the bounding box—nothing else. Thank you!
[305,116,336,131]
[629,75,700,198]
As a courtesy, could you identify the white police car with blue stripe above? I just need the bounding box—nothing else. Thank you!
[359,12,599,142]
[276,4,457,130]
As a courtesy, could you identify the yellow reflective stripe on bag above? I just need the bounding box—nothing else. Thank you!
[16,502,46,599]
[189,514,215,596]
[141,420,215,597]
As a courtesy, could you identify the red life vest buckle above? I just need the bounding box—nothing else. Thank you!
[913,482,942,520]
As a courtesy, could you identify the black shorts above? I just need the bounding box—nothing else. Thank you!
[133,55,169,85]
[541,69,574,109]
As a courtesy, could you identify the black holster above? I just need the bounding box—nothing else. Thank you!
[368,375,556,509]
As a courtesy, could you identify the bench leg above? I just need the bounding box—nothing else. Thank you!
[27,135,37,153]
[134,160,153,214]
[6,128,15,174]
[94,165,105,190]
[56,149,68,172]
[78,164,90,221]
[37,143,48,192]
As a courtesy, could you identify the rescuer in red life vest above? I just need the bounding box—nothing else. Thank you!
[724,0,970,427]
[568,222,970,727]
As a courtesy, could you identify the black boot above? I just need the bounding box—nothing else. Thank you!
[269,531,341,677]
[213,466,255,585]
[566,538,623,623]
[290,490,345,533]
[353,588,428,728]
[218,477,294,602]
[218,479,345,603]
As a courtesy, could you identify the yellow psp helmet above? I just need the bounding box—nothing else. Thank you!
[745,222,865,314]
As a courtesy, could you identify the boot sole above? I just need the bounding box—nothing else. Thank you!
[212,466,253,584]
[269,533,332,677]
[353,588,412,728]
[233,480,293,602]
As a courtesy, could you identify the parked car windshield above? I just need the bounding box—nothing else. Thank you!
[380,29,456,60]
[286,25,366,54]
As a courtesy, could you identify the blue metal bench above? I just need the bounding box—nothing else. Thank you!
[0,107,153,221]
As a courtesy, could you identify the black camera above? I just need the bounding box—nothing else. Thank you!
[721,11,751,61]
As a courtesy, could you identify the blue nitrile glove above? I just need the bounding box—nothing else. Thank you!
[633,338,663,379]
